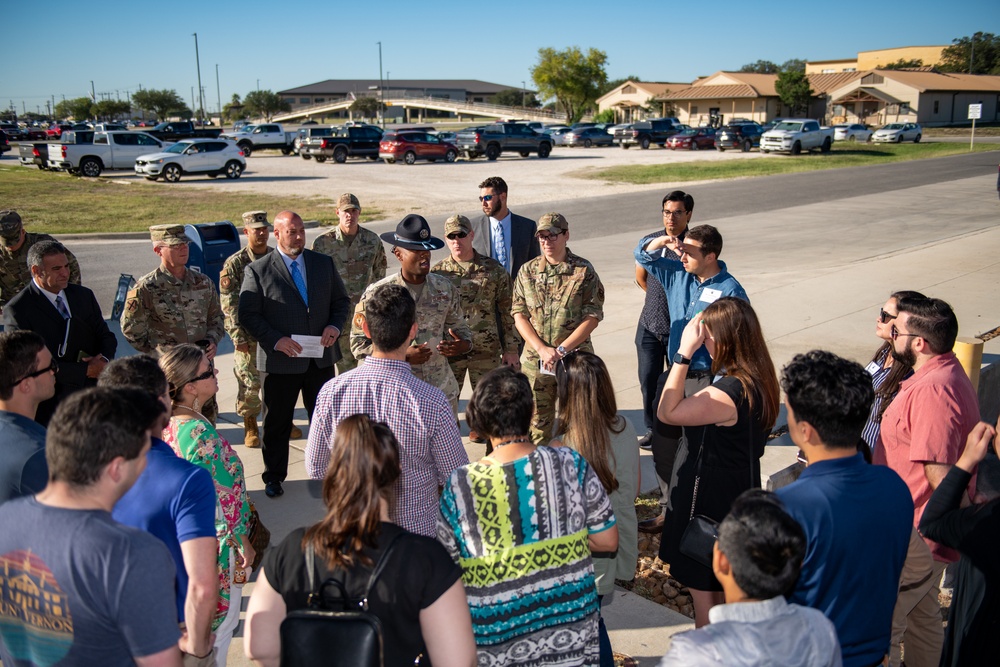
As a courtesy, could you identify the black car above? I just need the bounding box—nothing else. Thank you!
[0,130,9,155]
[715,123,765,152]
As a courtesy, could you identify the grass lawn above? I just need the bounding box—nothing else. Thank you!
[579,142,1000,185]
[0,165,382,234]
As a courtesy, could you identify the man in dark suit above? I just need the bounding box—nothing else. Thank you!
[470,176,539,279]
[239,211,350,498]
[3,240,116,426]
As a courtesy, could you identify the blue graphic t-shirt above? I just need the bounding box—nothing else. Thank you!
[0,497,180,666]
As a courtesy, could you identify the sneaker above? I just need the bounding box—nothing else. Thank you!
[638,429,653,450]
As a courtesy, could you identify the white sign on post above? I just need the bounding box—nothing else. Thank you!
[968,104,982,120]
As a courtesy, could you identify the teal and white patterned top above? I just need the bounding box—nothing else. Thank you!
[437,445,615,666]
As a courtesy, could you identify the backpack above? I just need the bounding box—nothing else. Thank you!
[279,533,403,667]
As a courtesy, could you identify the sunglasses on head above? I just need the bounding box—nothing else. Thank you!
[879,308,897,324]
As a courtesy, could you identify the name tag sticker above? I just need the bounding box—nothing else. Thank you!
[699,288,723,304]
[865,361,881,376]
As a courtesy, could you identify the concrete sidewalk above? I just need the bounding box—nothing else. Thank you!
[106,171,998,665]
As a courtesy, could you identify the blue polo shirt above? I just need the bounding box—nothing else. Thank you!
[776,453,912,667]
[633,240,748,371]
[113,437,217,621]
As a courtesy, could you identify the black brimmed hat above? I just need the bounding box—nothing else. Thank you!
[380,214,444,251]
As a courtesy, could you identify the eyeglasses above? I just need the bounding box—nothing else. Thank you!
[478,195,495,202]
[537,231,565,241]
[447,232,468,240]
[879,308,897,324]
[188,363,216,384]
[14,360,58,385]
[890,324,920,341]
[662,209,688,218]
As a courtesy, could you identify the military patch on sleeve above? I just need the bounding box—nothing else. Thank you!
[220,276,231,290]
[353,312,366,330]
[126,299,138,313]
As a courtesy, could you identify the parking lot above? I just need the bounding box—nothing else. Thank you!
[101,142,766,219]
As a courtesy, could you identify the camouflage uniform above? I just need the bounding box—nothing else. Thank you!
[220,243,272,418]
[431,250,516,394]
[121,225,225,423]
[512,248,605,443]
[0,233,82,309]
[311,225,386,373]
[351,272,472,414]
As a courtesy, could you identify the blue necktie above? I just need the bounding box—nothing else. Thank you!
[289,260,308,304]
[493,224,508,272]
[55,295,70,319]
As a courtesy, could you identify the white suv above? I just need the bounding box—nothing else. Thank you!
[135,138,245,182]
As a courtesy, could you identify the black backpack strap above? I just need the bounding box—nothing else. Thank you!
[360,532,404,611]
[304,541,321,607]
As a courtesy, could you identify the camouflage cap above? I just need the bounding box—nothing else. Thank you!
[337,193,361,211]
[149,224,189,246]
[536,213,569,235]
[443,214,472,237]
[0,210,22,239]
[241,211,270,228]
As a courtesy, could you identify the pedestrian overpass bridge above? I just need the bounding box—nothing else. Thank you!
[273,95,566,124]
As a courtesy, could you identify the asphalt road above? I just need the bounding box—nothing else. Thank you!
[64,149,998,317]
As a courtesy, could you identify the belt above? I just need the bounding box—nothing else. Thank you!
[687,369,712,379]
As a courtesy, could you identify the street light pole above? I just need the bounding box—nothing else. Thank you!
[377,41,384,129]
[193,33,204,121]
[522,80,526,107]
[216,64,221,116]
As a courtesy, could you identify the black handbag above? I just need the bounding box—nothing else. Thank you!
[279,533,403,667]
[678,430,719,569]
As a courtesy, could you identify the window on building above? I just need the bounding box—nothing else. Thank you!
[691,106,698,115]
[300,98,311,104]
[315,98,325,103]
[933,100,940,114]
[845,68,857,72]
[822,69,835,74]
[900,102,910,114]
[623,85,636,94]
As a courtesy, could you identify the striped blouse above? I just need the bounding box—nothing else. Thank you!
[862,346,911,452]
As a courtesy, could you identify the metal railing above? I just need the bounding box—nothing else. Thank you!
[274,94,566,124]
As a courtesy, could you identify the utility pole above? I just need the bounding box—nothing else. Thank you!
[969,33,975,74]
[193,33,205,121]
[90,81,96,102]
[377,41,384,128]
[522,81,526,107]
[257,79,260,91]
[215,64,221,115]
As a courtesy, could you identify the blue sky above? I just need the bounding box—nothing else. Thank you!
[2,0,993,116]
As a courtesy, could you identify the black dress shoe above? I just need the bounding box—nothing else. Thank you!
[265,481,284,498]
[638,513,665,534]
[638,429,653,450]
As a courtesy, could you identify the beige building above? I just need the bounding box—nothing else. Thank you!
[596,81,689,121]
[806,45,947,74]
[828,69,1000,126]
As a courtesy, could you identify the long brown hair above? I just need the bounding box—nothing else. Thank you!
[555,351,623,493]
[870,290,926,421]
[158,344,206,407]
[302,414,401,570]
[702,298,780,430]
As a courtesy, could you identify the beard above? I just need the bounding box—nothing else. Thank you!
[891,342,916,368]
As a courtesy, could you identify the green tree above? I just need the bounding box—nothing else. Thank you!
[132,89,188,120]
[780,58,807,73]
[55,97,94,121]
[739,60,779,73]
[222,94,244,122]
[492,88,541,108]
[92,99,131,120]
[350,96,383,120]
[939,32,1000,75]
[880,58,925,70]
[775,70,814,115]
[243,90,291,121]
[531,46,608,123]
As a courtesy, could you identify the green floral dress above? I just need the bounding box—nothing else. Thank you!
[164,416,251,629]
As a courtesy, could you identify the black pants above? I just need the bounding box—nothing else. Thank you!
[635,324,670,432]
[261,361,333,483]
[651,369,712,511]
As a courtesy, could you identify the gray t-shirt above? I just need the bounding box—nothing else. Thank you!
[0,497,180,666]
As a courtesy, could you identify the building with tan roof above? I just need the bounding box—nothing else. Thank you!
[596,81,690,122]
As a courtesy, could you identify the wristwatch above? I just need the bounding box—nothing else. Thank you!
[672,352,691,365]
[556,345,568,357]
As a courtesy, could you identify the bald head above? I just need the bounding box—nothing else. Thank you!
[273,211,305,257]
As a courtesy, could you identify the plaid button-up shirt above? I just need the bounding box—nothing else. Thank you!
[305,357,469,536]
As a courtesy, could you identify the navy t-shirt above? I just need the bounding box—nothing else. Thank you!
[0,411,48,504]
[113,438,217,621]
[776,453,913,667]
[0,498,180,666]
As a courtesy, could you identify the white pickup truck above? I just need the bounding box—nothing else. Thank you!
[759,119,834,155]
[47,131,165,176]
[220,123,295,157]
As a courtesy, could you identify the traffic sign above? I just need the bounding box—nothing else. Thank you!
[969,104,982,120]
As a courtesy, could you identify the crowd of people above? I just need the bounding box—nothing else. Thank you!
[0,174,995,667]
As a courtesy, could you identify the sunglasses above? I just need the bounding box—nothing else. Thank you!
[14,360,58,385]
[879,308,897,324]
[478,195,495,202]
[890,324,920,341]
[188,363,216,384]
[447,232,468,240]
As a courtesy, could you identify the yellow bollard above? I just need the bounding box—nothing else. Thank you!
[954,337,984,392]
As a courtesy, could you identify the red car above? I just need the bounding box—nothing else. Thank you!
[379,131,458,164]
[666,127,716,150]
[46,124,73,139]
